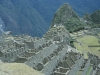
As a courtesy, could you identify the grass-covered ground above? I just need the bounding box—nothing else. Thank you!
[86,66,93,75]
[73,35,100,58]
[0,62,44,75]
[76,70,83,75]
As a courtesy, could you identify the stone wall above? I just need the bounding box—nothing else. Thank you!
[1,43,28,62]
[34,38,46,49]
[41,46,68,75]
[67,56,84,75]
[82,60,90,75]
[25,43,58,68]
[0,25,86,75]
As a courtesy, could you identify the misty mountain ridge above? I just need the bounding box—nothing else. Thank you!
[0,0,48,37]
[51,3,79,27]
[31,0,100,25]
[51,3,100,33]
[0,0,100,37]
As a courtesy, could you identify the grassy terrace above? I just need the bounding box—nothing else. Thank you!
[73,35,100,58]
[76,70,83,75]
[86,66,93,75]
[76,65,93,75]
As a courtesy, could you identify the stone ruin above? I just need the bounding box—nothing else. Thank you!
[0,25,100,75]
[88,53,100,75]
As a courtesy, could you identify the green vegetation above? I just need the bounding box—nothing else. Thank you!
[74,35,100,58]
[0,62,44,75]
[0,0,48,37]
[69,37,76,47]
[52,3,100,34]
[51,3,79,27]
[84,13,91,21]
[86,66,93,75]
[76,70,83,75]
[64,18,86,33]
[84,10,100,28]
[91,10,100,24]
[70,41,75,47]
[86,21,100,28]
[51,3,88,33]
[31,0,100,25]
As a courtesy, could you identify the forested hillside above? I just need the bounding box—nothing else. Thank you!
[30,0,100,25]
[0,0,100,37]
[0,0,48,37]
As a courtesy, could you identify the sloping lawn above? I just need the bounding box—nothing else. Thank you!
[86,66,93,75]
[74,35,100,58]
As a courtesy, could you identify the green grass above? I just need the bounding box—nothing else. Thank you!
[76,66,93,75]
[76,35,99,45]
[76,70,83,75]
[74,35,100,58]
[86,66,93,75]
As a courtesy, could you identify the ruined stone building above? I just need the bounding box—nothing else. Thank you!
[0,25,100,75]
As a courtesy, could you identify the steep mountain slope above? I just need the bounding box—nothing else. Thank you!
[0,0,48,37]
[30,0,100,25]
[0,0,100,37]
[83,10,100,28]
[91,10,100,24]
[51,3,87,33]
[51,3,79,26]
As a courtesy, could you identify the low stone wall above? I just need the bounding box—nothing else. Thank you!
[34,38,46,49]
[41,46,68,75]
[82,60,90,75]
[90,66,93,75]
[88,45,100,47]
[1,46,28,62]
[25,44,58,68]
[67,56,84,75]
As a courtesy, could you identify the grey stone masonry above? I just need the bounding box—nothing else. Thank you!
[34,38,46,49]
[0,25,89,75]
[67,55,84,75]
[50,52,84,75]
[82,60,91,75]
[25,43,58,68]
[41,45,68,75]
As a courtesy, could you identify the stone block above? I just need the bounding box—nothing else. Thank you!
[36,63,44,71]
